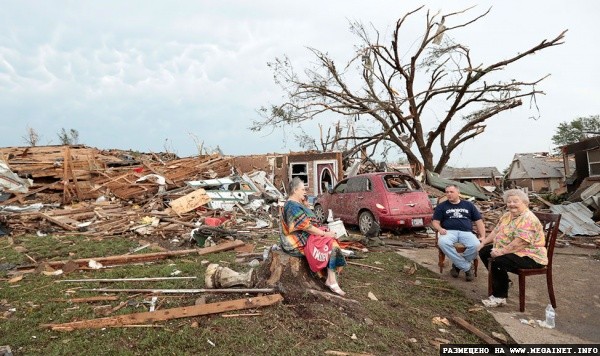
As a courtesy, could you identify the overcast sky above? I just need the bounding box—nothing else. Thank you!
[1,1,598,171]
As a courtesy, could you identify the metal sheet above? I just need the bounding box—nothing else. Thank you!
[550,202,600,236]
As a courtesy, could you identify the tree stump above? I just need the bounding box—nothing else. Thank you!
[255,250,322,297]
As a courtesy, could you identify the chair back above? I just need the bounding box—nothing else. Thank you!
[532,211,561,266]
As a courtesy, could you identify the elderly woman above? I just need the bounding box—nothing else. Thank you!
[280,178,347,296]
[478,189,548,307]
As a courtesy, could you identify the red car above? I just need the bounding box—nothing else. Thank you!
[314,172,433,234]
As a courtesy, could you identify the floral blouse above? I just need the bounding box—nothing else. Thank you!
[491,209,548,265]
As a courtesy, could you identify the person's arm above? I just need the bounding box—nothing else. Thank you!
[431,220,447,235]
[474,219,486,241]
[306,224,337,239]
[491,237,528,257]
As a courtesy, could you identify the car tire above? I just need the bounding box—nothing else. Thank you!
[359,211,378,236]
[313,204,326,223]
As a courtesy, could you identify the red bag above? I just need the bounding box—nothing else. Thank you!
[305,234,334,272]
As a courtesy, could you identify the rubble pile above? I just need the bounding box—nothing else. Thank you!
[0,145,277,241]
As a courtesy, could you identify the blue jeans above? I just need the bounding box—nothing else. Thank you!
[438,230,479,271]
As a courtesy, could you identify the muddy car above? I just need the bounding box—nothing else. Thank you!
[313,172,433,234]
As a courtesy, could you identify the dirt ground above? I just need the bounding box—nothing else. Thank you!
[395,243,600,344]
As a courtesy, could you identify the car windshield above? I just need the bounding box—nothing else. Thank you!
[383,174,419,192]
[334,181,347,193]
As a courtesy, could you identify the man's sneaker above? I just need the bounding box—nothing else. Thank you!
[482,295,507,308]
[465,265,475,281]
[450,264,460,278]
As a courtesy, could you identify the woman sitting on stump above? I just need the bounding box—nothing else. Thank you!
[279,178,347,296]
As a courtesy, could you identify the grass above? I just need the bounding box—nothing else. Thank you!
[0,233,511,355]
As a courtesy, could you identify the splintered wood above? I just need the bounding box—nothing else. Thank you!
[41,294,284,330]
[169,188,211,214]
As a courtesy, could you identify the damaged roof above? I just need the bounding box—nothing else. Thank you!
[440,166,501,180]
[508,152,572,179]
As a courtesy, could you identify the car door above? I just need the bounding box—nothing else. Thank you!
[327,179,349,221]
[344,176,370,225]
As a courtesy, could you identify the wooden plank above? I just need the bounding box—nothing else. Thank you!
[38,213,77,231]
[451,316,499,344]
[347,261,384,271]
[41,239,244,268]
[169,188,211,214]
[52,296,119,303]
[41,294,283,330]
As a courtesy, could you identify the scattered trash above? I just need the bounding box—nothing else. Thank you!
[88,260,103,269]
[534,304,556,329]
[432,316,450,327]
[367,292,378,301]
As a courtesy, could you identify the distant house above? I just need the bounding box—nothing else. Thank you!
[231,151,343,196]
[560,136,600,195]
[440,166,502,186]
[505,152,574,193]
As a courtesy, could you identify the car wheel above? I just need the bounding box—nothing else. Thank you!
[359,211,378,235]
[313,204,326,223]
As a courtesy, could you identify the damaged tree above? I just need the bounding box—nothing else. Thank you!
[253,7,566,174]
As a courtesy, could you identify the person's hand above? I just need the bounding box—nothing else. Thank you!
[324,230,338,239]
[477,242,485,252]
[490,248,504,258]
[438,228,447,235]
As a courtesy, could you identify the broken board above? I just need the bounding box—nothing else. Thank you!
[169,188,211,214]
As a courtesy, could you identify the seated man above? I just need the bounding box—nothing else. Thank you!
[432,185,485,281]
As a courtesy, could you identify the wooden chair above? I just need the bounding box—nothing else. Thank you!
[434,196,479,277]
[436,234,478,277]
[487,211,561,312]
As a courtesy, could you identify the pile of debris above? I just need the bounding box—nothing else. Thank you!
[0,145,281,242]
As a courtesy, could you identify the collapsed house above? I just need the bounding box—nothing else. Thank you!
[505,152,574,193]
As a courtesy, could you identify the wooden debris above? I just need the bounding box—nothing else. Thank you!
[80,288,275,294]
[34,240,244,270]
[451,316,500,344]
[347,261,384,271]
[52,296,119,303]
[57,277,197,283]
[41,294,284,330]
[169,188,211,214]
[221,313,262,318]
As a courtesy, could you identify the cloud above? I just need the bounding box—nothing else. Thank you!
[0,1,598,169]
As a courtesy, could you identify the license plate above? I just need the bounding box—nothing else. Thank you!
[411,218,424,226]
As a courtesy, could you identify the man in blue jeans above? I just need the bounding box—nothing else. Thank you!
[432,185,486,281]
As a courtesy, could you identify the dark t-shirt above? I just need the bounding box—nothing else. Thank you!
[433,200,482,232]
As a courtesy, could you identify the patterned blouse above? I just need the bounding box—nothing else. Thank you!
[491,209,548,265]
[279,200,318,256]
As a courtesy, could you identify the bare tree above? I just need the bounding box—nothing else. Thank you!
[252,7,566,174]
[22,126,40,146]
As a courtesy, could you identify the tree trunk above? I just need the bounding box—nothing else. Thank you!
[255,250,323,294]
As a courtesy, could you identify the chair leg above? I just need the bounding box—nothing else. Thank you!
[438,249,445,274]
[547,270,556,308]
[519,274,526,312]
[473,259,478,277]
[487,260,493,297]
